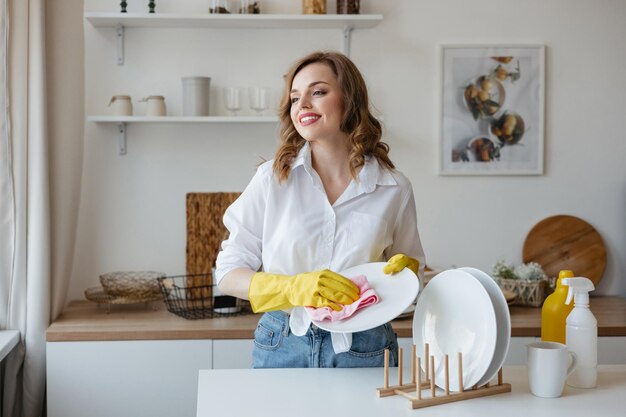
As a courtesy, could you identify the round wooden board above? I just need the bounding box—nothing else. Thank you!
[522,215,606,286]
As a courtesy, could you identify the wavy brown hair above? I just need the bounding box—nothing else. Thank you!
[273,51,394,182]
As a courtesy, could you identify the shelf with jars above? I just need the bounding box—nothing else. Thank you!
[85,12,383,64]
[85,8,382,154]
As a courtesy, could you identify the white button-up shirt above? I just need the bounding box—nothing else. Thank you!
[215,143,425,283]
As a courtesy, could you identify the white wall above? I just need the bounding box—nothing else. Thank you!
[67,0,626,301]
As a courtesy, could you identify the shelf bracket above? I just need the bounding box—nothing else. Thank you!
[116,24,125,65]
[117,122,127,155]
[341,26,354,57]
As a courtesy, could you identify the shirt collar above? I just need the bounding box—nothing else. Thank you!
[290,142,311,171]
[291,142,397,196]
[357,155,397,193]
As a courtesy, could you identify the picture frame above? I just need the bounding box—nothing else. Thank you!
[439,45,545,175]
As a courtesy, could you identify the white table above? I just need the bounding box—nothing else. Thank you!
[0,330,19,362]
[197,365,626,417]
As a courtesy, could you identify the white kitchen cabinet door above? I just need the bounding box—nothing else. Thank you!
[398,337,535,367]
[598,337,626,364]
[212,339,254,369]
[47,340,212,417]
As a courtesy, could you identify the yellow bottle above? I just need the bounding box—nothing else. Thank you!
[541,270,575,343]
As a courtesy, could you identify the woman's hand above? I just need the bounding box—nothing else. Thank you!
[248,269,359,313]
[383,254,420,276]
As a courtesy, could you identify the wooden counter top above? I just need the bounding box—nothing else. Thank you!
[46,296,626,342]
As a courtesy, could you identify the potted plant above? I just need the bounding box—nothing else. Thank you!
[492,260,550,307]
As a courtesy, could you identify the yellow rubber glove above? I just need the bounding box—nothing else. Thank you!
[248,269,360,313]
[383,254,420,276]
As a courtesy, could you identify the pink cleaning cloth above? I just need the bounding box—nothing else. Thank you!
[305,275,380,322]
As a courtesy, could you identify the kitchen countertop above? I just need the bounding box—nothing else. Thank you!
[46,296,626,341]
[196,365,626,417]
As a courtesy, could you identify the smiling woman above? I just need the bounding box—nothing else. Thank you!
[214,51,426,369]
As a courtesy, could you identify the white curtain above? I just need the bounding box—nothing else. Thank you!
[1,0,50,416]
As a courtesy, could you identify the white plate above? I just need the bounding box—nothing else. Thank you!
[412,269,497,391]
[309,262,420,333]
[458,267,511,386]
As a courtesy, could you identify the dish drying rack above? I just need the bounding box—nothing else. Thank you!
[376,343,511,409]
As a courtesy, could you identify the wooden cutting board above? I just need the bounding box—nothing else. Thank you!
[522,215,606,286]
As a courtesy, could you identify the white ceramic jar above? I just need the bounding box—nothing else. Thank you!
[143,95,166,116]
[109,95,133,116]
[182,77,211,116]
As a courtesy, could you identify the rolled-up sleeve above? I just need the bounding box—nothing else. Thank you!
[385,184,426,279]
[214,163,271,284]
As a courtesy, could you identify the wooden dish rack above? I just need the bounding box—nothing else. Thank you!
[376,344,511,409]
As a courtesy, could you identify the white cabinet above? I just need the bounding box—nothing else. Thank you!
[598,337,626,364]
[47,340,212,417]
[46,338,253,417]
[399,336,626,368]
[398,337,533,368]
[46,335,626,417]
[213,339,254,369]
[505,337,536,365]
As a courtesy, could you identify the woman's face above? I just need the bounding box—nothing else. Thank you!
[289,62,345,144]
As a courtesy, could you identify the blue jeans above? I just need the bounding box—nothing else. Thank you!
[252,311,399,368]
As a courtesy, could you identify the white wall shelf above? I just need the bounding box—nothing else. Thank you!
[88,115,279,123]
[88,116,279,155]
[84,12,383,30]
[85,12,383,63]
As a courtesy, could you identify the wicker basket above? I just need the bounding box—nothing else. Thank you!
[99,271,165,298]
[158,274,252,319]
[496,278,546,307]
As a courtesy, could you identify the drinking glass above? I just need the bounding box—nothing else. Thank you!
[224,87,242,116]
[249,87,269,115]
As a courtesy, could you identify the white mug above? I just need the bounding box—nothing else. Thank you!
[527,341,578,398]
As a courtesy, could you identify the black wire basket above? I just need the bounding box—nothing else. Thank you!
[157,274,252,319]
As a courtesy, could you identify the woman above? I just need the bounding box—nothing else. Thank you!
[215,51,425,368]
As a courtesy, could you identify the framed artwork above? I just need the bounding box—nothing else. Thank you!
[439,45,545,175]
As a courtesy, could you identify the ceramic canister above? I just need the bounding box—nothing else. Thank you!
[145,96,166,116]
[109,95,133,116]
[182,77,211,116]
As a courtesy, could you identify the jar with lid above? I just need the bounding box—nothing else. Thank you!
[109,95,133,116]
[337,0,359,14]
[141,96,166,117]
[302,0,326,14]
[182,77,211,116]
[209,0,230,14]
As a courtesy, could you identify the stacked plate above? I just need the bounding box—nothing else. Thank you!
[412,267,511,391]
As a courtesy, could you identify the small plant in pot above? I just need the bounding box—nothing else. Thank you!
[491,260,550,307]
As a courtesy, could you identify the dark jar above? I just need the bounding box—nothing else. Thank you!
[337,0,360,14]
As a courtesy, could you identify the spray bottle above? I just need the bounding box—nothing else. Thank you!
[541,270,575,343]
[562,277,597,388]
